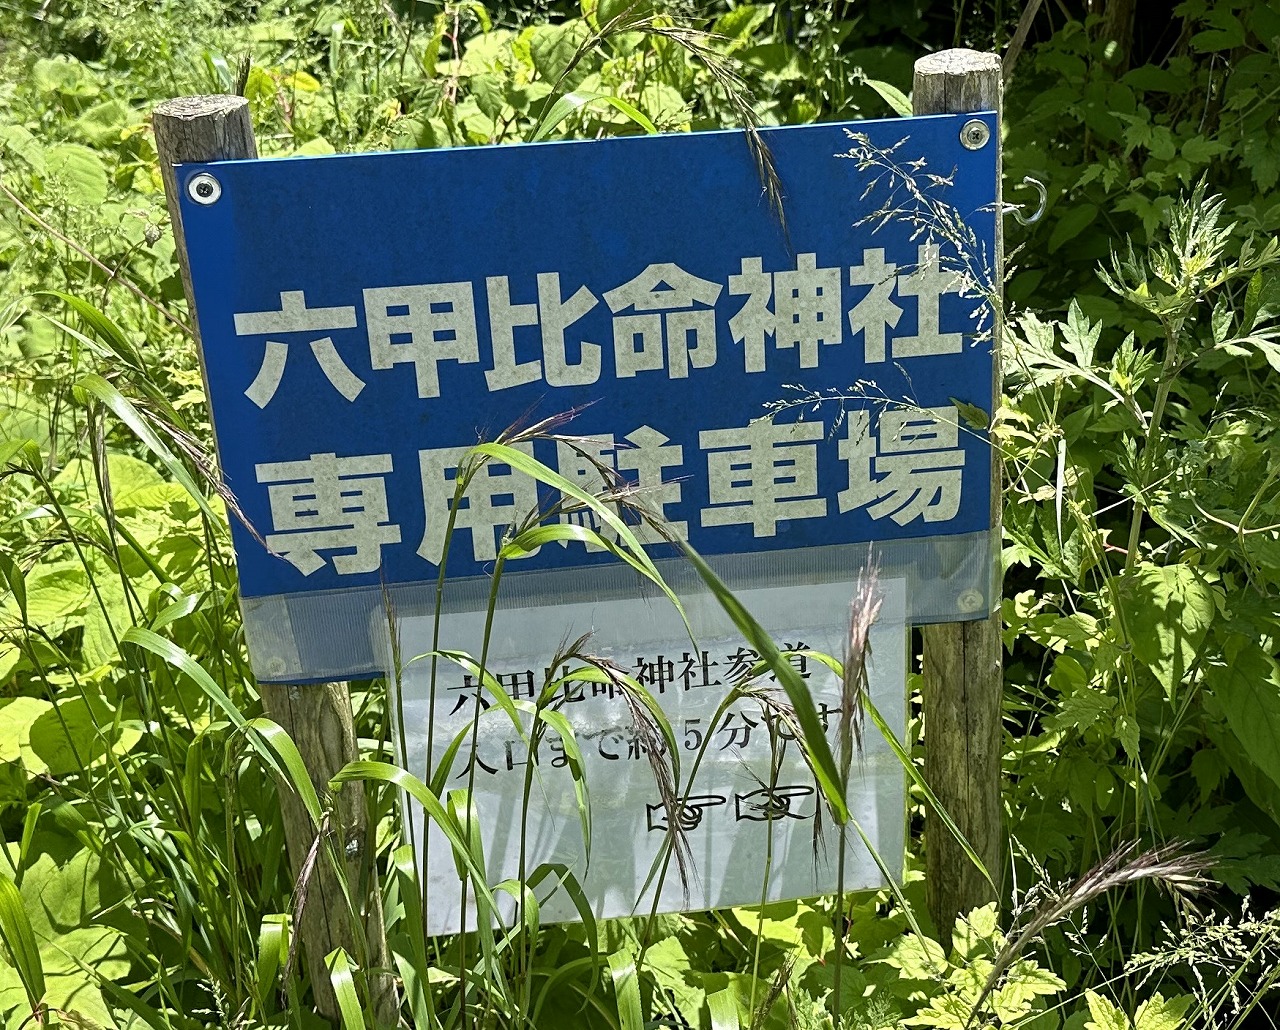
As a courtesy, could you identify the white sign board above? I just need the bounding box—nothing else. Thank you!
[383,579,906,934]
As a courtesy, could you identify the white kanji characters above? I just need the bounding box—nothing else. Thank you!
[774,253,843,366]
[234,291,363,408]
[418,443,541,564]
[847,245,964,362]
[364,283,479,398]
[846,249,902,364]
[485,274,600,390]
[604,263,721,379]
[728,253,843,372]
[894,244,963,358]
[254,452,401,575]
[616,425,687,543]
[727,257,772,373]
[700,420,827,537]
[839,405,965,525]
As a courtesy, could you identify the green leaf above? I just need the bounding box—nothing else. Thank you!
[1212,637,1280,795]
[32,56,98,97]
[707,986,740,1030]
[608,949,644,1030]
[0,870,44,1018]
[597,0,652,26]
[44,143,109,207]
[1113,563,1216,698]
[531,90,657,141]
[530,21,591,84]
[1062,299,1101,367]
[72,98,139,147]
[27,696,141,775]
[75,375,219,525]
[863,78,912,117]
[1048,203,1098,254]
[675,541,848,823]
[1133,992,1193,1030]
[1084,990,1129,1030]
[326,949,366,1030]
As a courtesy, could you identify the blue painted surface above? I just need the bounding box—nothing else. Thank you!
[179,114,996,603]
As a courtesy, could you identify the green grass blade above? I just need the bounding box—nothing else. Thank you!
[326,948,367,1030]
[676,541,849,823]
[864,696,995,891]
[531,89,658,141]
[74,374,219,523]
[246,717,323,827]
[607,949,644,1030]
[0,870,45,1017]
[472,441,687,627]
[536,709,591,863]
[255,913,288,1010]
[330,761,502,917]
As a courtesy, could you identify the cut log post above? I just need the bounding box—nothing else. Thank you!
[911,50,1005,940]
[153,95,396,1026]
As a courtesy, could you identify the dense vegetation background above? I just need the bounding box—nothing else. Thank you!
[3,0,1280,1027]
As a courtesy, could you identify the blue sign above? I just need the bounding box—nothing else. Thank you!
[178,113,997,682]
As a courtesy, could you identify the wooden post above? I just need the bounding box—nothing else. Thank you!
[912,51,1005,939]
[153,96,396,1025]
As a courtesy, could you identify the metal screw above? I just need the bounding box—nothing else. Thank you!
[266,655,287,677]
[186,171,222,205]
[957,588,985,613]
[960,119,990,151]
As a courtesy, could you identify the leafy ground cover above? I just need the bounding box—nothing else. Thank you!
[2,1,1280,1027]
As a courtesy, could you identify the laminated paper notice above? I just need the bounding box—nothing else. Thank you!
[384,578,907,935]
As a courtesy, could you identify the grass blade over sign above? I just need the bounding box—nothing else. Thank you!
[676,541,849,824]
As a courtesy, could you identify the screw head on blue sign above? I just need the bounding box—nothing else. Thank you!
[177,114,998,683]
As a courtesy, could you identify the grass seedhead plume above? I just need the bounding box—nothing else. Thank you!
[966,840,1214,1027]
[581,655,694,895]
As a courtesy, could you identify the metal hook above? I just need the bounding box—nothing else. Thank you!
[1008,176,1047,226]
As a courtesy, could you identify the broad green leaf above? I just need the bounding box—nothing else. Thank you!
[27,696,141,776]
[1212,638,1280,794]
[530,21,591,84]
[597,0,652,26]
[1048,203,1098,254]
[707,986,740,1030]
[878,931,947,981]
[1114,563,1216,698]
[1133,992,1193,1030]
[72,98,139,146]
[2,562,90,636]
[0,698,51,771]
[32,56,98,97]
[1084,991,1129,1030]
[75,375,220,525]
[44,143,109,207]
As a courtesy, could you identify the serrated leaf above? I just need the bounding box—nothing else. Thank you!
[1212,637,1280,796]
[1113,563,1216,699]
[1133,992,1193,1030]
[530,21,591,84]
